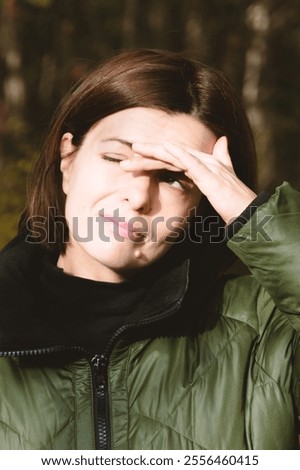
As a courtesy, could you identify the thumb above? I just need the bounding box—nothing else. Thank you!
[212,136,232,165]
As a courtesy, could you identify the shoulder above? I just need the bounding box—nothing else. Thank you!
[219,272,300,336]
[0,234,44,286]
[220,274,276,333]
[0,235,45,340]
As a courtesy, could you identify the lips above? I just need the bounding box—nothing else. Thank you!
[100,215,147,240]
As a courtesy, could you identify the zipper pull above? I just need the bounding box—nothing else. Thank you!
[92,354,101,372]
[92,354,107,371]
[92,354,107,391]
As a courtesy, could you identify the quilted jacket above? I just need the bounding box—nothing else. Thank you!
[0,182,299,450]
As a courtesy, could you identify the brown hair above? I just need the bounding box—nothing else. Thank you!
[20,48,257,266]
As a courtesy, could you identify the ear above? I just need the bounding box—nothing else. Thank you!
[60,132,76,194]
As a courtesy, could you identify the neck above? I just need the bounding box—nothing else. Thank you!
[57,252,130,283]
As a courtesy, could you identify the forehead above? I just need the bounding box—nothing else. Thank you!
[100,137,133,151]
[88,107,216,153]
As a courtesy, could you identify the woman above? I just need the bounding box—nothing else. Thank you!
[0,49,299,450]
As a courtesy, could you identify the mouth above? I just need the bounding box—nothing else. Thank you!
[100,215,148,241]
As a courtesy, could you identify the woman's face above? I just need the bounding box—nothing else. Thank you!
[59,107,216,282]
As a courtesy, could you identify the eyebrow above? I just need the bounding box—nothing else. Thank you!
[101,138,133,149]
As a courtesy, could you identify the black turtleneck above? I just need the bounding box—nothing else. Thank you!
[39,253,150,354]
[0,191,271,354]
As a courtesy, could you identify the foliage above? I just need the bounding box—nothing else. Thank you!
[0,140,37,247]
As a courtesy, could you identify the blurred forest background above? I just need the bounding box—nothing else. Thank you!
[0,0,299,248]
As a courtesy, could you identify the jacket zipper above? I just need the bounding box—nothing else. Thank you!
[0,345,85,358]
[90,299,183,449]
[91,353,109,450]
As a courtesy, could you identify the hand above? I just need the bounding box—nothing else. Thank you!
[121,136,257,224]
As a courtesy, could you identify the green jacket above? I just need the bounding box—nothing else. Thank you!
[0,182,299,450]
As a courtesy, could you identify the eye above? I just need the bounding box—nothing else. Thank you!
[102,154,123,163]
[159,170,190,190]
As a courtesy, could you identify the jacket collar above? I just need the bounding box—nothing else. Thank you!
[0,236,191,353]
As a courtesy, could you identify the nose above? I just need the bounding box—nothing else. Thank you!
[124,173,153,214]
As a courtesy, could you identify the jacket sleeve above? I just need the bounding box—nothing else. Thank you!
[228,182,300,445]
[227,181,300,316]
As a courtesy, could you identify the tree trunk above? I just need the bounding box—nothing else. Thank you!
[242,0,275,191]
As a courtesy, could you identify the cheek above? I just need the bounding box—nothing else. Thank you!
[149,212,188,244]
[162,184,201,214]
[163,195,200,220]
[158,195,201,242]
[67,171,107,206]
[184,192,202,221]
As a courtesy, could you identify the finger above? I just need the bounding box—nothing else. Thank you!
[132,142,170,157]
[120,153,183,173]
[132,142,209,176]
[131,142,231,198]
[133,142,220,172]
[164,142,232,173]
[132,142,186,170]
[163,142,211,177]
[163,142,218,196]
[212,136,233,167]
